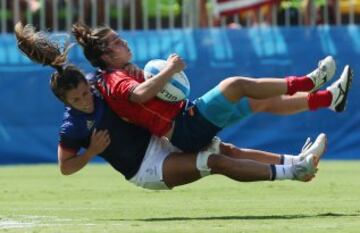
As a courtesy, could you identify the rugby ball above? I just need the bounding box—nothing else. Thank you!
[144,59,190,102]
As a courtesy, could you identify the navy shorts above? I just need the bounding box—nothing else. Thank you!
[170,85,253,153]
[170,104,221,153]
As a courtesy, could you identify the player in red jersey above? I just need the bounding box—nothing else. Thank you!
[72,23,352,154]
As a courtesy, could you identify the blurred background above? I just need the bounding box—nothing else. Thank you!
[0,0,360,164]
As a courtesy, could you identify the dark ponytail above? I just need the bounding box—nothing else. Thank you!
[14,22,87,104]
[72,22,112,69]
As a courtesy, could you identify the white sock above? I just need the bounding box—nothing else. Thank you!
[274,165,294,180]
[283,154,301,166]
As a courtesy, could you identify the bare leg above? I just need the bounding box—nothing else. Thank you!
[220,142,282,164]
[208,155,270,182]
[162,153,200,188]
[162,152,271,188]
[219,77,288,102]
[249,92,309,115]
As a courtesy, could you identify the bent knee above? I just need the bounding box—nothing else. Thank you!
[218,77,255,102]
[219,77,246,89]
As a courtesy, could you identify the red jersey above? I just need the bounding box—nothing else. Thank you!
[96,70,185,137]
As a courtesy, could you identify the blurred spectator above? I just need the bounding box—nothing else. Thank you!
[141,0,181,29]
[8,0,40,23]
[279,0,339,26]
[339,0,360,24]
[200,0,280,27]
[2,0,40,32]
[44,0,105,28]
[303,0,337,25]
[76,0,106,26]
[3,0,360,32]
[239,2,280,26]
[199,0,210,27]
[277,0,302,25]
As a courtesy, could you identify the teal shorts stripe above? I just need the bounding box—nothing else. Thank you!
[195,85,253,128]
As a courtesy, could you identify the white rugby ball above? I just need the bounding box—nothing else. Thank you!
[143,59,190,102]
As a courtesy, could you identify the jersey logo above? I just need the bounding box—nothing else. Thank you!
[86,120,95,130]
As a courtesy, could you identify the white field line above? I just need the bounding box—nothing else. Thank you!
[0,215,73,229]
[0,221,36,229]
[0,216,125,229]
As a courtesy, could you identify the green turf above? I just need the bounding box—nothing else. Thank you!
[0,161,360,233]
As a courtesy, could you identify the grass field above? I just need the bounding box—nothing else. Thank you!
[1,161,360,233]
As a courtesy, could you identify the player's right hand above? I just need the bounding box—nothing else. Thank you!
[166,53,185,73]
[88,129,111,156]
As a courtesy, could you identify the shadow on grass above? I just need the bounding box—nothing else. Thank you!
[102,212,360,222]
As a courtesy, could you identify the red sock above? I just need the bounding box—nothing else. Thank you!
[308,90,332,111]
[285,76,314,95]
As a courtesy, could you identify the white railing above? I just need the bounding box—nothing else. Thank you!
[1,0,360,33]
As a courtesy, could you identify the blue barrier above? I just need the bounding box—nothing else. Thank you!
[0,26,359,163]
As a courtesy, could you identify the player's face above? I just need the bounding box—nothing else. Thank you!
[102,31,132,68]
[65,81,95,114]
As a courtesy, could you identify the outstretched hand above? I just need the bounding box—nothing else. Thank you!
[88,129,111,156]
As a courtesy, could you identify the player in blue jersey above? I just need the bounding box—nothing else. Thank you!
[15,22,326,190]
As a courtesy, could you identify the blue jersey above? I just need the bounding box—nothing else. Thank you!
[59,93,151,179]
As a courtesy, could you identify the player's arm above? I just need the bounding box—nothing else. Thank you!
[130,54,185,103]
[58,129,111,175]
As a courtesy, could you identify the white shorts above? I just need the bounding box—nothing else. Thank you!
[129,136,181,190]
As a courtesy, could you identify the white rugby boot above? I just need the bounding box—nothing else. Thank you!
[327,65,353,112]
[307,56,336,92]
[293,153,318,182]
[299,133,327,166]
